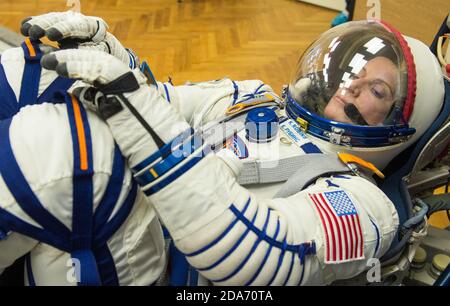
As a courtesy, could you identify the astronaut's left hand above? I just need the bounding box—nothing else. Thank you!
[21,11,138,68]
[41,49,190,167]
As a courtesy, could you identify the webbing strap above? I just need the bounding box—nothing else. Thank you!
[19,39,42,108]
[273,154,351,198]
[0,118,72,237]
[37,77,75,105]
[0,63,19,119]
[0,94,135,286]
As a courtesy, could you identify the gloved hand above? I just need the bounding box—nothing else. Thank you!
[21,11,138,68]
[41,49,191,167]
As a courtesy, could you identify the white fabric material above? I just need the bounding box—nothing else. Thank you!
[158,79,275,126]
[147,153,398,285]
[0,51,165,284]
[0,47,59,101]
[106,70,191,168]
[2,39,405,285]
[92,72,400,285]
[0,104,166,285]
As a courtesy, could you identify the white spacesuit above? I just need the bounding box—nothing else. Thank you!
[38,17,445,286]
[0,12,308,286]
[0,12,165,286]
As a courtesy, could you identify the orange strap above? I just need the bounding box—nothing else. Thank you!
[338,153,385,179]
[71,95,89,171]
[24,38,37,58]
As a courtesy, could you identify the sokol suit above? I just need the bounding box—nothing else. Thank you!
[4,14,443,286]
[44,47,403,285]
[0,42,398,285]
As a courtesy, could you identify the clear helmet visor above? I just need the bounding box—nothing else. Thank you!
[288,20,409,127]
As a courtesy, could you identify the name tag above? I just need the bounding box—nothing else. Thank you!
[280,119,311,148]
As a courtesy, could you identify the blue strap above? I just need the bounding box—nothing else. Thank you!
[0,94,136,286]
[297,259,306,285]
[326,179,340,188]
[127,50,136,69]
[267,235,288,286]
[19,39,42,108]
[0,207,70,251]
[71,249,100,286]
[163,83,171,103]
[370,218,381,258]
[37,77,75,105]
[245,216,281,286]
[196,206,258,272]
[185,199,252,257]
[93,145,125,234]
[282,252,295,286]
[135,135,205,186]
[231,81,239,105]
[65,95,102,286]
[25,254,36,286]
[132,128,194,173]
[188,267,199,286]
[140,61,158,88]
[0,118,72,238]
[229,204,316,264]
[94,182,137,246]
[144,146,211,196]
[169,242,190,286]
[93,244,119,286]
[0,42,74,120]
[211,207,272,283]
[0,225,8,240]
[253,83,265,94]
[0,63,19,119]
[66,95,94,248]
[90,145,127,287]
[301,142,322,154]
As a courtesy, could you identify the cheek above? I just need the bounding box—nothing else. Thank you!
[356,93,378,115]
[324,100,346,122]
[356,93,389,125]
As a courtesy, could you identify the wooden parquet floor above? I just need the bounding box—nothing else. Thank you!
[0,0,336,93]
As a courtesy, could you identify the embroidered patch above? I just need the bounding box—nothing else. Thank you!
[308,190,365,264]
[224,134,249,159]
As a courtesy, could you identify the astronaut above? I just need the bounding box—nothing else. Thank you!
[0,11,293,286]
[0,12,167,285]
[39,18,445,286]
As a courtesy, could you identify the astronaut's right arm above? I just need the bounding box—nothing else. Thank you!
[155,79,276,125]
[44,50,399,285]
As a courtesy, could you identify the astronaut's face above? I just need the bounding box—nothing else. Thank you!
[324,57,398,126]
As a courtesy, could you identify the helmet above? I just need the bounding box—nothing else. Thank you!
[285,20,445,170]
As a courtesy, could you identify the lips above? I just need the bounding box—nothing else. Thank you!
[334,95,347,106]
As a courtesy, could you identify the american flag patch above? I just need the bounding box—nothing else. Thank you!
[309,190,365,264]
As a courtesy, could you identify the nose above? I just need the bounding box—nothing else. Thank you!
[347,79,362,97]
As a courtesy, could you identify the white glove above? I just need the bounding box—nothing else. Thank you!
[41,49,190,167]
[21,11,138,68]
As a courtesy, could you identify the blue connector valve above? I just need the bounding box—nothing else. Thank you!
[331,12,349,27]
[245,108,279,143]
